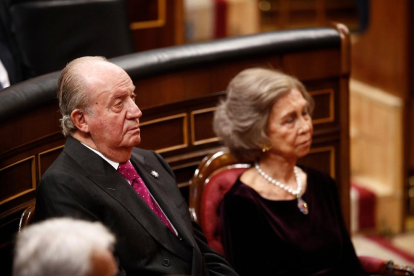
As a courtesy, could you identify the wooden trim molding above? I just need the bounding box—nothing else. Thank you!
[0,156,36,205]
[332,22,351,76]
[190,107,220,146]
[140,113,188,153]
[38,145,65,180]
[130,0,166,30]
[310,89,335,124]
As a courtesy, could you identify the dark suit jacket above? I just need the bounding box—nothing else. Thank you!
[35,136,237,276]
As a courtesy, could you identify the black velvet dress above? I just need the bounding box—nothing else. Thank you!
[220,166,367,276]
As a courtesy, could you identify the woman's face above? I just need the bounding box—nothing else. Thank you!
[266,88,313,161]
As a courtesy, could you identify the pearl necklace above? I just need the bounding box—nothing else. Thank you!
[254,162,309,215]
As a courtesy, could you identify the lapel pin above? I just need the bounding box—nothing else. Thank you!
[151,170,159,178]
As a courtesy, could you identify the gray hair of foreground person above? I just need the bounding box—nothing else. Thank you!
[213,68,314,162]
[13,217,116,276]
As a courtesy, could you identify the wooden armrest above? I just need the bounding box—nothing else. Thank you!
[389,260,414,276]
[359,256,414,276]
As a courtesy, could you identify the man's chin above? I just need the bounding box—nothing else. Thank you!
[130,137,141,147]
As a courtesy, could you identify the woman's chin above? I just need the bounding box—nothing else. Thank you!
[297,148,311,159]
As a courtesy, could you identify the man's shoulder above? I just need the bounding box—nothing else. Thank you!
[41,141,90,181]
[131,147,159,161]
[132,147,153,155]
[41,151,81,181]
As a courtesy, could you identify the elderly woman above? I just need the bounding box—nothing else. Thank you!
[214,68,366,276]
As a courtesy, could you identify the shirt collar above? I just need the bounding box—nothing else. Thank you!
[81,143,120,170]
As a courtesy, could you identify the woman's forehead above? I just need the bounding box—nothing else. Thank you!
[272,89,307,111]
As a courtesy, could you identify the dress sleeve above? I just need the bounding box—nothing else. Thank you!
[325,176,368,276]
[220,188,267,276]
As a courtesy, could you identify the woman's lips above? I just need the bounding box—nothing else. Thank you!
[299,139,311,146]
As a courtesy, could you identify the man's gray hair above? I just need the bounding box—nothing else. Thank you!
[13,218,116,276]
[213,68,314,162]
[58,56,108,136]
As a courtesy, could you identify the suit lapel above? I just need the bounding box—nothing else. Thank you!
[64,137,192,261]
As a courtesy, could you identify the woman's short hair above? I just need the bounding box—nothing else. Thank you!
[213,68,314,162]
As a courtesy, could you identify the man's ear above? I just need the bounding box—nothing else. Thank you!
[71,109,90,133]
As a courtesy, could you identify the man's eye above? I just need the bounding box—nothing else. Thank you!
[115,101,123,107]
[131,94,136,101]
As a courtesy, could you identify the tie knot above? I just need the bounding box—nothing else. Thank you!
[118,161,139,182]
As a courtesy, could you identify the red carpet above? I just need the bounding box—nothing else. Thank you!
[351,182,376,230]
[364,235,414,264]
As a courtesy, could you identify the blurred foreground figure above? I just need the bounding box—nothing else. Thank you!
[13,218,117,276]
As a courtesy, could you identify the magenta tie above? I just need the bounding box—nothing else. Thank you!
[118,161,176,235]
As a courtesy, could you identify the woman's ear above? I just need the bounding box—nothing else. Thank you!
[71,109,90,133]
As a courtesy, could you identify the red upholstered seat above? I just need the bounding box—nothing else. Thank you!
[200,167,248,255]
[358,256,387,274]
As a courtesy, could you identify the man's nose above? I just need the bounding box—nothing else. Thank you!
[126,100,142,119]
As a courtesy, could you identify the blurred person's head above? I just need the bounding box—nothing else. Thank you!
[13,218,117,276]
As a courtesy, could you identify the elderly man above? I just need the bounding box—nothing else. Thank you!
[34,56,237,276]
[14,218,117,276]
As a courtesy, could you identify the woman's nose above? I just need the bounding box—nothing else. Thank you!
[298,117,311,134]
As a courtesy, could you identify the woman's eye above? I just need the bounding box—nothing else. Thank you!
[285,117,294,124]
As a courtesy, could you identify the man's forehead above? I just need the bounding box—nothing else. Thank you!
[79,60,122,76]
[80,62,129,86]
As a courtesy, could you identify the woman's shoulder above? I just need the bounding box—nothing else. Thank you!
[222,177,263,216]
[226,177,250,195]
[300,165,334,182]
[301,168,344,211]
[225,177,259,201]
[299,165,337,195]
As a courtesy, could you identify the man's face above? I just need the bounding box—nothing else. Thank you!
[82,62,142,160]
